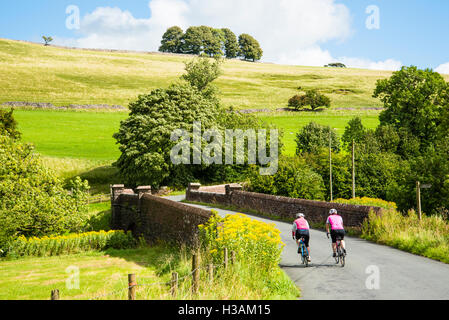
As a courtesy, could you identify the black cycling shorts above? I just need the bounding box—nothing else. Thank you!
[295,230,310,247]
[330,229,345,244]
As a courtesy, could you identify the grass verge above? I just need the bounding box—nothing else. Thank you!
[0,244,299,300]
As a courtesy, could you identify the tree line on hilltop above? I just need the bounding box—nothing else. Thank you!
[159,26,263,62]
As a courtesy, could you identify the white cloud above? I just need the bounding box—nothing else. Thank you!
[338,57,402,71]
[436,62,449,75]
[54,0,401,71]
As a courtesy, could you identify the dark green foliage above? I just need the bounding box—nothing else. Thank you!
[295,122,340,155]
[325,63,346,68]
[238,34,263,62]
[113,83,222,188]
[304,151,352,201]
[159,26,184,53]
[0,108,21,140]
[221,28,239,59]
[341,117,366,152]
[182,26,204,54]
[288,89,331,111]
[0,135,90,250]
[374,66,449,154]
[247,158,325,200]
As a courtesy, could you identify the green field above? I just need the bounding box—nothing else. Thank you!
[14,109,380,161]
[0,38,418,111]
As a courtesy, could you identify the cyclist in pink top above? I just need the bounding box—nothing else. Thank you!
[292,213,311,262]
[326,209,347,258]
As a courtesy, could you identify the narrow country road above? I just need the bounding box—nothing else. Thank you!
[168,195,449,300]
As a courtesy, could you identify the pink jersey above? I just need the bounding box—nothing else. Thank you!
[327,215,344,230]
[293,218,310,231]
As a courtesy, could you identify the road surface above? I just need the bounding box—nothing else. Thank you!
[169,195,449,300]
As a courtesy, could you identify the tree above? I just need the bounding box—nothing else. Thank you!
[182,26,204,54]
[374,66,449,153]
[288,89,331,111]
[0,135,89,250]
[159,26,184,53]
[221,28,239,59]
[0,108,21,140]
[238,34,263,62]
[325,63,346,68]
[181,57,223,93]
[295,122,340,155]
[341,117,366,152]
[114,84,223,188]
[201,26,223,57]
[42,36,53,46]
[248,157,326,200]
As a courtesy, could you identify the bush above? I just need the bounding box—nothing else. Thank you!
[247,157,326,200]
[5,231,135,258]
[0,135,90,250]
[296,122,340,155]
[334,197,397,210]
[288,90,331,111]
[0,108,21,140]
[199,211,284,273]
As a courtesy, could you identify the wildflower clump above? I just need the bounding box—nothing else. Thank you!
[199,211,284,273]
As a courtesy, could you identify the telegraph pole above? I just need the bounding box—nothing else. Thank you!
[416,181,422,220]
[352,139,356,199]
[329,132,333,202]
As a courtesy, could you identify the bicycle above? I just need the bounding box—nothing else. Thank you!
[298,236,309,267]
[335,236,346,267]
[327,233,346,267]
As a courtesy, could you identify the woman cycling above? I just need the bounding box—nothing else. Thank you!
[292,213,311,262]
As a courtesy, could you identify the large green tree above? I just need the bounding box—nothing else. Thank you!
[238,34,263,62]
[374,66,449,153]
[295,122,340,155]
[221,28,239,59]
[159,26,184,53]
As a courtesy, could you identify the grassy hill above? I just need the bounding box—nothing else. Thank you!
[4,38,446,192]
[0,38,406,111]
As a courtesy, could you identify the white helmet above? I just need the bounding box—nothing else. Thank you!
[296,213,305,218]
[330,209,338,215]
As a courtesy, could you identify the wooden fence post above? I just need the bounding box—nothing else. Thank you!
[128,274,137,300]
[51,289,60,300]
[208,264,214,282]
[192,254,200,295]
[224,248,228,269]
[231,251,236,265]
[171,272,178,298]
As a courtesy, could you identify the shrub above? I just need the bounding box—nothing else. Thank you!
[288,90,331,111]
[0,135,90,250]
[247,157,325,200]
[295,122,340,155]
[0,108,21,140]
[6,231,135,258]
[199,211,284,273]
[334,197,397,210]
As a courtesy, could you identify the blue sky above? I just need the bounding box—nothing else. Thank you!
[0,0,448,72]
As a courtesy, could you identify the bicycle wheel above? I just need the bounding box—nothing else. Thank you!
[304,247,309,267]
[340,246,346,267]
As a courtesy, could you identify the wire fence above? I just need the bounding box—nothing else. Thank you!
[51,248,236,301]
